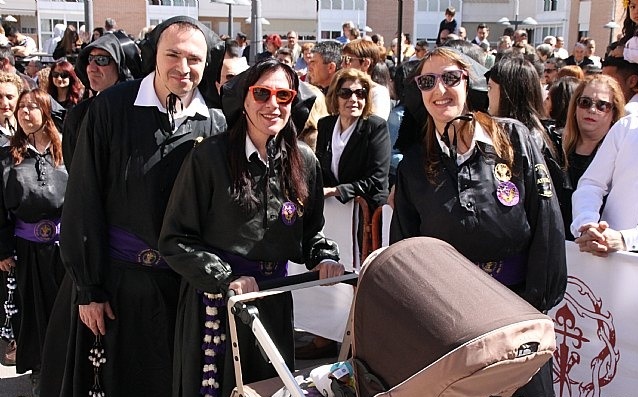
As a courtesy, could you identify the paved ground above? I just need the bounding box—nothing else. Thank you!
[0,331,338,397]
[0,339,31,397]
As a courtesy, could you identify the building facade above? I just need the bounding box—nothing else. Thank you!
[0,0,627,59]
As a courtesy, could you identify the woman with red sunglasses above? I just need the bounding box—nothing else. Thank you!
[159,59,343,397]
[391,47,566,397]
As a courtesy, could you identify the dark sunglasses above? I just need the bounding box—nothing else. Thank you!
[544,68,557,73]
[576,96,613,113]
[88,54,113,67]
[51,71,70,79]
[414,70,468,91]
[341,55,364,65]
[249,85,297,105]
[337,87,367,100]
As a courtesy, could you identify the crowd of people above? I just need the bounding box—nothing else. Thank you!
[0,4,635,397]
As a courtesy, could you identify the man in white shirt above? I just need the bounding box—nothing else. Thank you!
[571,114,638,255]
[602,48,638,115]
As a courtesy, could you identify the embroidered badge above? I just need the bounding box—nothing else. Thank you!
[496,181,520,206]
[534,163,554,198]
[478,260,503,276]
[138,249,161,266]
[494,163,512,182]
[259,261,278,276]
[34,220,57,242]
[281,201,297,226]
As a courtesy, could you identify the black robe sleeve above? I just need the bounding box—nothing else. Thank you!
[158,141,234,293]
[389,147,423,243]
[511,123,567,311]
[0,157,15,260]
[59,96,112,304]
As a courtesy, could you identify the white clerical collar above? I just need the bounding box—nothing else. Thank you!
[245,135,283,165]
[133,72,209,119]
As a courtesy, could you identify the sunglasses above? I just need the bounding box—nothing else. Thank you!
[88,54,113,67]
[341,55,364,65]
[249,85,297,105]
[414,70,467,91]
[544,68,557,73]
[52,71,70,79]
[576,96,613,113]
[337,87,367,100]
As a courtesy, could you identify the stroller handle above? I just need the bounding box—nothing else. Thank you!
[226,271,357,298]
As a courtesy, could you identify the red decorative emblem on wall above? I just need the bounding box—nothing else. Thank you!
[552,276,619,396]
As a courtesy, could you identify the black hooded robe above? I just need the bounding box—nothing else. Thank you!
[390,119,567,396]
[40,78,226,397]
[158,133,340,397]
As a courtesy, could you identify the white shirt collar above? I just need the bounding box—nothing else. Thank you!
[245,134,283,165]
[133,72,209,119]
[245,134,265,164]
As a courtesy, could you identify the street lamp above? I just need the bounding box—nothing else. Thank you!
[497,0,537,31]
[604,0,621,45]
[211,0,251,37]
[604,21,621,45]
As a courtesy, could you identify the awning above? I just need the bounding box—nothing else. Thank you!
[0,9,36,17]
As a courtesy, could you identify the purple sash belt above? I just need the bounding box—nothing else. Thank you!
[475,254,526,286]
[212,249,287,282]
[108,226,169,269]
[14,218,60,244]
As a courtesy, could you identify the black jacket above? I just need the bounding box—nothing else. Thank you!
[315,115,391,208]
[391,118,567,312]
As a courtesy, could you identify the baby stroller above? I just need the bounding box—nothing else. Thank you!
[227,237,556,397]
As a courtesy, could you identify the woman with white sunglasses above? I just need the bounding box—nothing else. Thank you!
[390,46,566,397]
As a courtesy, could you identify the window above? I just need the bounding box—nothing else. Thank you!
[544,0,558,11]
[321,0,331,9]
[355,0,365,10]
[333,0,342,9]
[344,0,353,10]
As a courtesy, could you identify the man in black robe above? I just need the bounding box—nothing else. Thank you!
[52,16,226,397]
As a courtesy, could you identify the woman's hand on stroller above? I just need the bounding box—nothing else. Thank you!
[229,276,259,295]
[314,260,345,285]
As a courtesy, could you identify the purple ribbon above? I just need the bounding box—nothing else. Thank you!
[212,249,288,282]
[108,226,169,269]
[475,254,526,286]
[14,218,60,244]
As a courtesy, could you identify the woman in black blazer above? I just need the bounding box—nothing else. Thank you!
[296,68,391,360]
[315,68,391,208]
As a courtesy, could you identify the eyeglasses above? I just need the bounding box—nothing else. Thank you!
[87,54,113,67]
[544,68,557,73]
[414,70,468,91]
[249,85,297,105]
[18,102,40,111]
[51,71,70,79]
[287,36,296,40]
[576,96,613,113]
[341,55,364,65]
[337,87,367,100]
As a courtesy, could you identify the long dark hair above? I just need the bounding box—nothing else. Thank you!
[11,89,63,167]
[547,76,580,128]
[489,54,546,132]
[227,59,308,213]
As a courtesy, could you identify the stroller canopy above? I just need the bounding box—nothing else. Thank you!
[352,237,555,397]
